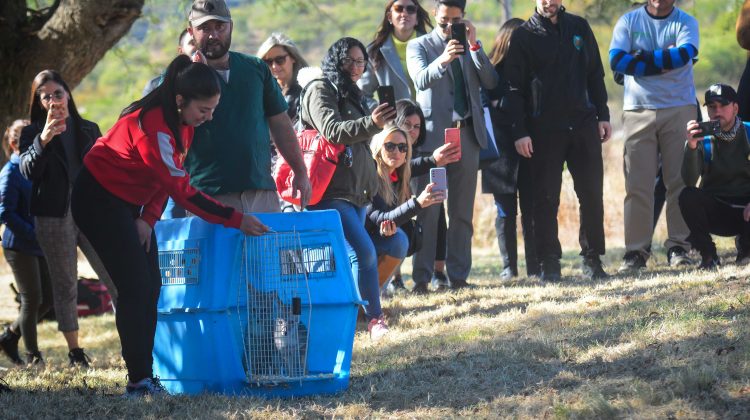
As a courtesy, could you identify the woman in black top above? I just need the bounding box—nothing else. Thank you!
[366,125,444,291]
[18,70,117,366]
[482,18,539,279]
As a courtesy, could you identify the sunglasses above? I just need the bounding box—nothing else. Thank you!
[263,54,289,66]
[384,142,408,153]
[39,90,65,103]
[437,18,462,29]
[392,4,418,14]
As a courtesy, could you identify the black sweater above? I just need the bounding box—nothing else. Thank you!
[365,179,423,234]
[504,8,609,140]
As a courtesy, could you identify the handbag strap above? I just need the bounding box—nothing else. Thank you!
[296,77,342,132]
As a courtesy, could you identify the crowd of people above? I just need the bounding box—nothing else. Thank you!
[1,0,749,396]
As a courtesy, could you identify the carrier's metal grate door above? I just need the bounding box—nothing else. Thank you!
[159,248,201,285]
[239,231,315,384]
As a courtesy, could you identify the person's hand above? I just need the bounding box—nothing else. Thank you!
[439,39,464,67]
[40,106,66,146]
[371,102,396,128]
[745,203,750,222]
[599,121,612,143]
[239,214,270,236]
[464,19,477,46]
[191,50,207,64]
[514,136,533,158]
[432,142,461,166]
[379,220,397,237]
[291,171,311,209]
[686,120,702,149]
[416,182,446,208]
[135,218,153,253]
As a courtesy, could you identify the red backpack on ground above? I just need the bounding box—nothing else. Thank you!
[76,278,114,316]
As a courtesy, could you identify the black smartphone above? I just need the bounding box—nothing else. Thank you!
[377,85,395,109]
[451,22,468,55]
[695,120,721,138]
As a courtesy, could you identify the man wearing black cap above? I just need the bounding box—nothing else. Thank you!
[184,0,311,212]
[680,83,750,269]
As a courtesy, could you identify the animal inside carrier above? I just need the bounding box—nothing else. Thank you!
[153,210,362,397]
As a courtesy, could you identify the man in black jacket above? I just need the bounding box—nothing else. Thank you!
[504,0,611,281]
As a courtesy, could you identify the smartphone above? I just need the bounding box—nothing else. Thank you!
[430,167,447,192]
[377,85,395,109]
[444,127,461,160]
[451,22,468,55]
[695,120,721,138]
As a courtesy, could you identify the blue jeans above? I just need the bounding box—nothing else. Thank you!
[309,199,381,320]
[371,228,409,259]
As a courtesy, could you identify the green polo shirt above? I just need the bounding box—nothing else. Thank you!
[185,51,288,195]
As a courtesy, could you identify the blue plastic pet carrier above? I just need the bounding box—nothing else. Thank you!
[152,210,363,397]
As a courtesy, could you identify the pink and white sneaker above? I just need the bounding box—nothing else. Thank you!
[367,315,389,341]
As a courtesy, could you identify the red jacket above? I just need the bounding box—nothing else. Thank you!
[84,108,242,228]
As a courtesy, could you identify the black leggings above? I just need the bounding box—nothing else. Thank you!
[3,249,53,353]
[71,167,161,382]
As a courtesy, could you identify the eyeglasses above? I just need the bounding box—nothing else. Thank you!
[384,142,408,153]
[39,90,65,103]
[342,57,367,68]
[263,54,288,66]
[400,121,421,132]
[392,4,418,14]
[437,18,462,29]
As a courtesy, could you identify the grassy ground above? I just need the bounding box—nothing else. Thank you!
[0,245,748,419]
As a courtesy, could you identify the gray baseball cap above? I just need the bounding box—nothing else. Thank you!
[189,0,231,27]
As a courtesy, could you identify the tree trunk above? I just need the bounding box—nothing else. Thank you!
[0,0,144,140]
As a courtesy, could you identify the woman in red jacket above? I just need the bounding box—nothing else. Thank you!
[71,55,264,397]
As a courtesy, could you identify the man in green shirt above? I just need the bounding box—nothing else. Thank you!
[185,0,310,212]
[681,83,750,269]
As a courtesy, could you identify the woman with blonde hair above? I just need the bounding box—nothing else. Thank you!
[257,33,309,121]
[366,124,444,290]
[483,18,539,280]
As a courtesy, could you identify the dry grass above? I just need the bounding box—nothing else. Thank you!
[474,124,663,254]
[0,246,748,419]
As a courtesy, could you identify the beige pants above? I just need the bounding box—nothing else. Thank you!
[212,189,281,213]
[622,105,694,256]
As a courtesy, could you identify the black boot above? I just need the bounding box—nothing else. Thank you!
[541,258,561,282]
[26,350,44,367]
[496,214,518,280]
[582,254,609,280]
[0,327,23,365]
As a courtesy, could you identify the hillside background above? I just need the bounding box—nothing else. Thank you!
[71,0,747,252]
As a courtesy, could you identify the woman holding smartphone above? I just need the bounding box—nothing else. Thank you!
[359,0,432,109]
[19,70,118,367]
[72,55,264,396]
[366,124,444,290]
[299,37,395,340]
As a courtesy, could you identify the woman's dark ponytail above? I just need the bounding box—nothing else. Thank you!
[120,55,220,153]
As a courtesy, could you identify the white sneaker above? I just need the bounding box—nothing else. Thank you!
[367,315,389,341]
